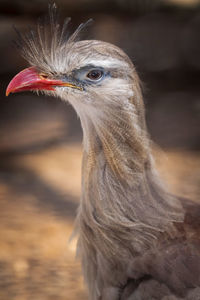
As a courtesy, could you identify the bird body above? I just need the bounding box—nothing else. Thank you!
[6,7,200,299]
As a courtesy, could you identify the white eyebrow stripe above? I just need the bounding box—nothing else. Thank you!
[81,58,129,68]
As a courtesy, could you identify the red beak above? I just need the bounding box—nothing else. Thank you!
[6,67,81,96]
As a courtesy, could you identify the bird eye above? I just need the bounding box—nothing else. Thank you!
[86,69,103,81]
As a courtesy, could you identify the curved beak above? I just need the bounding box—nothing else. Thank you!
[6,67,82,96]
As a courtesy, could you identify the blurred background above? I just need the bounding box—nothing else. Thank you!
[0,0,200,299]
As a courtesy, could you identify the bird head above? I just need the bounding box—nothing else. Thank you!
[6,10,143,131]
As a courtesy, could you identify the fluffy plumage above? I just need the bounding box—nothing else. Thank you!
[12,5,200,300]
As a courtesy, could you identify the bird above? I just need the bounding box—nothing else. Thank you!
[6,5,200,300]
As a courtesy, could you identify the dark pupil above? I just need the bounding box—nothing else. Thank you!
[87,70,102,80]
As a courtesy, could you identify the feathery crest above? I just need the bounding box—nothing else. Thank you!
[14,3,92,73]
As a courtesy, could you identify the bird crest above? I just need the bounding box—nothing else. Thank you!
[14,3,92,73]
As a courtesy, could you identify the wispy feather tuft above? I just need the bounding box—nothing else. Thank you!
[14,3,92,73]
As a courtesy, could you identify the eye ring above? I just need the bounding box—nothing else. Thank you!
[86,69,103,81]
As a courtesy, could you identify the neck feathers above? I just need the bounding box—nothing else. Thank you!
[76,85,184,299]
[78,88,183,260]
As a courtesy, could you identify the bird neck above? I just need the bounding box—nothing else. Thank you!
[77,96,184,260]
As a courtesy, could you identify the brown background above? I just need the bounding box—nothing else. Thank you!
[0,0,200,299]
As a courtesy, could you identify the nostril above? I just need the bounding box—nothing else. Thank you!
[39,74,48,79]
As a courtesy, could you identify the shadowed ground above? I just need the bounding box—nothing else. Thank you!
[0,144,87,300]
